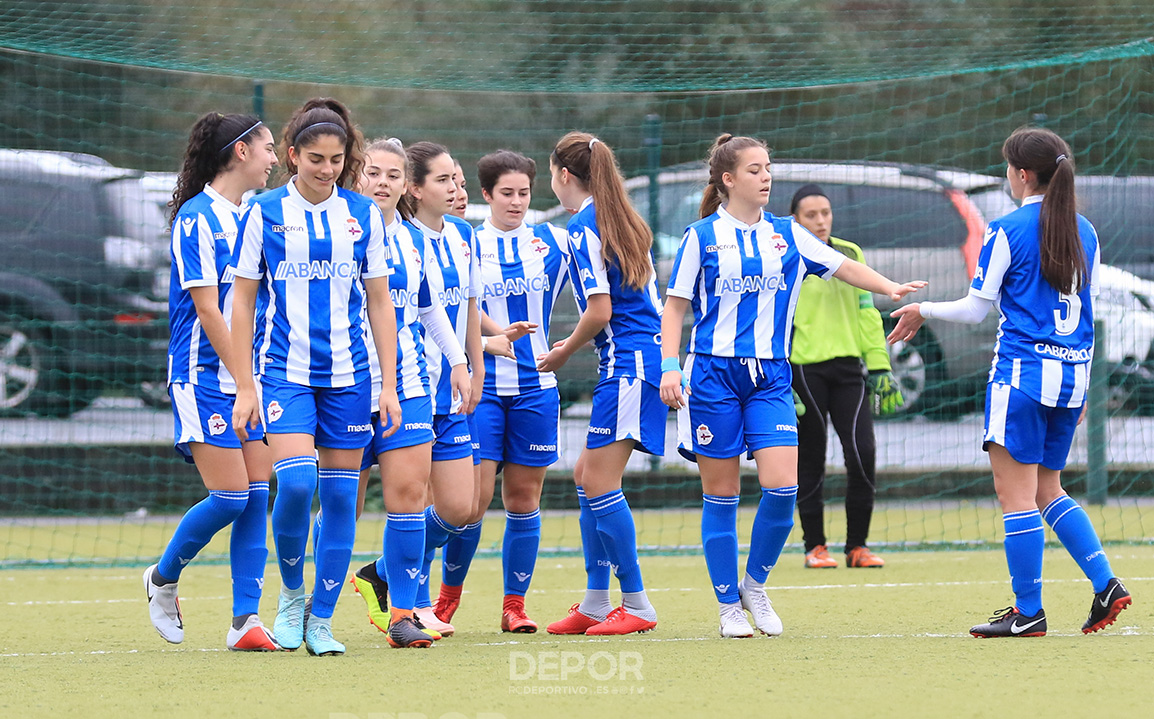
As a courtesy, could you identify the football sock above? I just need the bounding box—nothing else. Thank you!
[230,480,269,617]
[745,486,798,583]
[701,494,740,604]
[417,507,461,608]
[310,469,358,619]
[1041,494,1115,593]
[270,456,318,590]
[380,512,425,612]
[442,520,482,587]
[577,486,611,591]
[589,489,645,594]
[1003,509,1045,616]
[157,489,249,581]
[503,509,541,597]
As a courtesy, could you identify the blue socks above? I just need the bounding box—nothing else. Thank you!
[416,507,461,608]
[589,489,644,594]
[1003,509,1045,615]
[442,520,482,587]
[229,481,269,617]
[1042,494,1114,593]
[310,469,358,619]
[379,512,425,612]
[503,509,541,596]
[746,486,797,584]
[158,489,248,581]
[271,456,318,590]
[701,494,740,604]
[577,487,611,591]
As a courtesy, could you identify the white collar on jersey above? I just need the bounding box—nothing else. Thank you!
[384,210,404,236]
[578,196,594,213]
[482,217,528,238]
[411,216,447,239]
[1022,194,1044,206]
[203,183,245,213]
[286,175,338,209]
[717,204,766,231]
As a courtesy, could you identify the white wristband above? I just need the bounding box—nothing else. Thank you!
[481,336,489,351]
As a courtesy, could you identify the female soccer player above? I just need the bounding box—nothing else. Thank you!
[660,134,924,638]
[443,149,570,633]
[339,137,472,647]
[536,132,662,636]
[889,127,1132,637]
[230,98,401,657]
[144,112,280,651]
[450,159,469,219]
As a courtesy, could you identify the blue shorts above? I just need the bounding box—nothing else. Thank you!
[361,395,435,470]
[587,376,666,456]
[475,388,561,467]
[984,382,1080,470]
[431,412,481,465]
[257,375,372,450]
[170,382,264,464]
[677,354,797,462]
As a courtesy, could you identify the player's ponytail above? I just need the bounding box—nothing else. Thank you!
[1002,127,1085,295]
[700,134,769,219]
[171,112,263,226]
[551,132,653,291]
[282,97,364,190]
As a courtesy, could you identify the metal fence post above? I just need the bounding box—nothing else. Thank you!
[1086,319,1108,504]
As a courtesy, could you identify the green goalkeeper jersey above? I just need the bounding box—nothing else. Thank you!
[789,236,891,371]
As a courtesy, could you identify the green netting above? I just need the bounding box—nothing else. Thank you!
[1,2,1153,566]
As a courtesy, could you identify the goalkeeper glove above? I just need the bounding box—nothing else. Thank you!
[867,370,905,416]
[792,389,806,417]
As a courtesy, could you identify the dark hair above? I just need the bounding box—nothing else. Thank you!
[1002,126,1085,294]
[790,183,828,215]
[699,134,770,219]
[404,141,452,216]
[170,112,263,225]
[281,97,363,190]
[477,150,537,194]
[364,137,410,219]
[551,132,653,290]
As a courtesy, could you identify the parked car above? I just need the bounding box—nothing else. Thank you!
[0,150,170,416]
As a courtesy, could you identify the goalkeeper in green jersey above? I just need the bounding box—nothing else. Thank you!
[789,184,903,569]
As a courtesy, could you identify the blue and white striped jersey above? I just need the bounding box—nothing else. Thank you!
[168,185,246,393]
[476,219,571,396]
[232,179,391,388]
[413,214,480,414]
[667,207,844,359]
[970,195,1101,408]
[566,197,664,382]
[367,212,434,400]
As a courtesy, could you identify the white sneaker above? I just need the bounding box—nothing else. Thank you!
[718,602,754,638]
[227,615,280,651]
[739,583,783,637]
[143,564,183,644]
[414,606,455,637]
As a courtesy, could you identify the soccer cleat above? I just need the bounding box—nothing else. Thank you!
[304,618,346,656]
[501,595,539,634]
[350,562,390,634]
[387,616,433,649]
[409,612,443,641]
[718,602,755,638]
[1082,577,1132,634]
[227,615,280,652]
[804,545,838,569]
[586,607,657,636]
[546,603,603,635]
[272,588,307,650]
[143,564,183,644]
[434,583,463,624]
[846,546,885,568]
[738,584,783,637]
[414,607,453,638]
[970,606,1047,638]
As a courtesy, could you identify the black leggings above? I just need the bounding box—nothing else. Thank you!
[791,357,877,552]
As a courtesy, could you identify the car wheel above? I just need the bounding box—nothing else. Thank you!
[885,326,961,420]
[0,318,100,417]
[0,321,43,414]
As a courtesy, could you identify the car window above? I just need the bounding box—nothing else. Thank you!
[1076,177,1154,269]
[0,178,54,233]
[105,177,168,244]
[840,185,967,249]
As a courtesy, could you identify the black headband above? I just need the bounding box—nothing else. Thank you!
[790,183,828,214]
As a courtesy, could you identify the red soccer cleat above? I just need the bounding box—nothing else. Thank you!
[435,583,463,624]
[546,603,603,635]
[585,606,657,636]
[501,595,538,633]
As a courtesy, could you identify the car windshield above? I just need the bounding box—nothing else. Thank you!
[1076,177,1154,272]
[105,177,168,245]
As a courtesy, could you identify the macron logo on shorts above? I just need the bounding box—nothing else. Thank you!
[529,443,557,452]
[589,426,612,435]
[776,424,797,433]
[405,422,433,431]
[347,423,371,432]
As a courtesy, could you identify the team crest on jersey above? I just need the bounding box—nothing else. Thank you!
[696,423,714,446]
[267,401,284,422]
[346,217,363,239]
[411,246,422,266]
[770,233,787,254]
[460,240,471,259]
[207,413,228,436]
[531,237,549,255]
